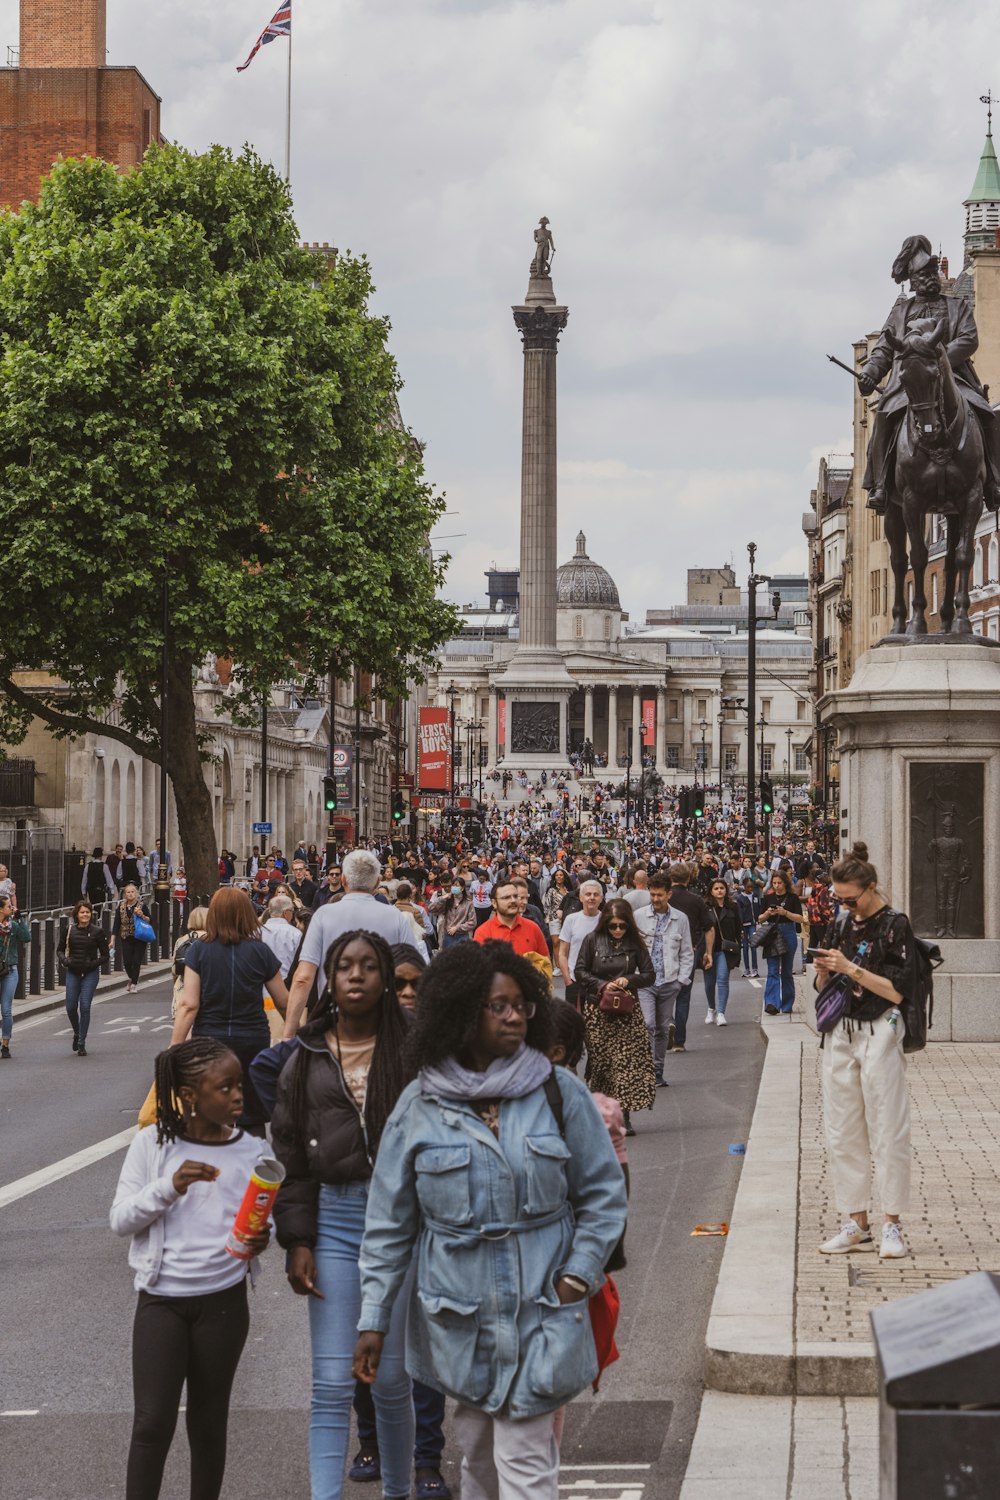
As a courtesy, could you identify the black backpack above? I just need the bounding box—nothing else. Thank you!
[86,861,108,902]
[829,907,941,1054]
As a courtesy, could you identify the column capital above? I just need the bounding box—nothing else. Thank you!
[512,304,569,351]
[584,683,595,695]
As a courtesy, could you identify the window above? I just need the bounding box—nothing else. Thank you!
[974,544,983,588]
[604,615,612,640]
[724,746,739,773]
[695,744,708,770]
[761,698,772,719]
[796,700,807,721]
[931,573,938,614]
[761,748,774,773]
[991,618,999,641]
[668,698,679,720]
[575,615,583,638]
[794,748,808,772]
[479,697,488,718]
[990,537,998,583]
[666,746,679,769]
[697,698,708,719]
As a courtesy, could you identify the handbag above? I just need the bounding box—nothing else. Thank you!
[132,913,156,945]
[597,982,636,1016]
[815,974,853,1033]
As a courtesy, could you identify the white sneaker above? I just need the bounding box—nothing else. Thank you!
[879,1222,907,1260]
[715,1012,727,1026]
[819,1219,874,1255]
[705,1010,716,1024]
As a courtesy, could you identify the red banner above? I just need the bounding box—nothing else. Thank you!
[642,698,656,747]
[498,696,506,752]
[419,707,451,790]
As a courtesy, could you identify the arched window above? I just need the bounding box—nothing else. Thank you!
[990,536,998,583]
[931,573,939,614]
[974,543,984,588]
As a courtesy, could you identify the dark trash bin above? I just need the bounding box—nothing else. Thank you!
[871,1271,1000,1499]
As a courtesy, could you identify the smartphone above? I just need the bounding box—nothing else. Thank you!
[805,948,823,963]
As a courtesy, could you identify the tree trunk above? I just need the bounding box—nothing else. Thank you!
[166,663,219,903]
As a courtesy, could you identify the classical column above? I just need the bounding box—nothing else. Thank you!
[682,690,694,774]
[631,690,642,762]
[487,689,498,766]
[583,685,594,747]
[512,272,568,656]
[656,687,666,770]
[607,686,618,764]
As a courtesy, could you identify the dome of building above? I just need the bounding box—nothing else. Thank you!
[556,532,621,610]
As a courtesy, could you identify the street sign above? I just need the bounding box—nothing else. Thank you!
[252,821,273,834]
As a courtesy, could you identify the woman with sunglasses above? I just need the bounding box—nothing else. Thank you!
[352,940,627,1500]
[812,843,916,1261]
[574,900,656,1137]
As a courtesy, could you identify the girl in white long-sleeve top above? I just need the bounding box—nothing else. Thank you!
[110,1038,270,1500]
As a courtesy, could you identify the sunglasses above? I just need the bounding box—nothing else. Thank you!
[607,920,628,930]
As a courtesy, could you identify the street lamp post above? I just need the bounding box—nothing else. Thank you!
[758,710,769,860]
[785,727,793,816]
[446,683,459,804]
[625,727,633,833]
[698,718,708,803]
[746,541,781,851]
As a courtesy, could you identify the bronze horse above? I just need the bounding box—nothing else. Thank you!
[882,317,985,638]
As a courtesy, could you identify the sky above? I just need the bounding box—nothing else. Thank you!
[10,0,998,619]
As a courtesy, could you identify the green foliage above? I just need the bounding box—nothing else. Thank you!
[0,143,457,747]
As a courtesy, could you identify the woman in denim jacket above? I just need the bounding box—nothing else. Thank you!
[352,941,627,1500]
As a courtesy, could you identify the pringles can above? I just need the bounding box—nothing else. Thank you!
[225,1155,286,1259]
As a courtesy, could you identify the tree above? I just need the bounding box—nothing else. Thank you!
[0,145,457,897]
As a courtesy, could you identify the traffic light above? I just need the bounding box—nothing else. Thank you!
[693,786,705,819]
[323,774,337,813]
[594,789,603,810]
[562,791,570,813]
[392,791,404,823]
[760,776,774,815]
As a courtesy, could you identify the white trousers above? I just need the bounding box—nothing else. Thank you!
[453,1404,560,1500]
[820,1008,912,1217]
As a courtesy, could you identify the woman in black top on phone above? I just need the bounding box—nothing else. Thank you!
[760,871,804,1015]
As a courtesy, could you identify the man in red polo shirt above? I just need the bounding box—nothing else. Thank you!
[474,878,552,983]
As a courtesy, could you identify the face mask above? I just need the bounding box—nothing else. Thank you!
[451,885,462,896]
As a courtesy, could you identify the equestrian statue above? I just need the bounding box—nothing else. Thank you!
[856,234,1000,640]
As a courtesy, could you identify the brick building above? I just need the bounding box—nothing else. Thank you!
[0,0,161,208]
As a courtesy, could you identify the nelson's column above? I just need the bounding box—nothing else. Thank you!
[495,217,576,762]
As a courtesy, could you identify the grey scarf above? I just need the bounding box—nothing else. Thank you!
[419,1044,552,1102]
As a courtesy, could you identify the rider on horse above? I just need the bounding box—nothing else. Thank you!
[859,234,1000,514]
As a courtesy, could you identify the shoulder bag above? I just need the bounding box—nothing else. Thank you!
[132,912,156,945]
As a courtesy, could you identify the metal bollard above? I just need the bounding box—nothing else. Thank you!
[28,920,41,995]
[43,917,55,992]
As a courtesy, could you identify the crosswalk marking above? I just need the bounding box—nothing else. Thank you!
[0,1127,136,1209]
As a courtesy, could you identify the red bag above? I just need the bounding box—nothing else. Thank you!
[588,1276,621,1391]
[598,983,635,1016]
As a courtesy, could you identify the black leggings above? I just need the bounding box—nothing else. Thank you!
[122,938,146,984]
[126,1279,249,1500]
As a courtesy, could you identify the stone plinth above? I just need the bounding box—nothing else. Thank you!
[823,643,1000,1040]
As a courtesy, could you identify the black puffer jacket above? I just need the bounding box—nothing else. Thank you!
[271,1021,371,1251]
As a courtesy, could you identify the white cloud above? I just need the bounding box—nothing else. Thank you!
[5,0,995,618]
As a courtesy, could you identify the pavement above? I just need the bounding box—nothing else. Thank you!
[1,966,768,1499]
[681,970,1000,1499]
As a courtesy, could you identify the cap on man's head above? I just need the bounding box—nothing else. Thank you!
[891,233,936,285]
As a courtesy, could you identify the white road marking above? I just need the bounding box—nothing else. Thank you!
[16,983,169,1032]
[2,1410,40,1416]
[559,1468,651,1472]
[749,978,762,989]
[0,1127,136,1209]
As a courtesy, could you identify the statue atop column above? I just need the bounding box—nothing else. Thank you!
[530,216,555,278]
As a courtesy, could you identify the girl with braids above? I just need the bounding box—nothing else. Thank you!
[351,941,627,1500]
[270,929,415,1500]
[110,1039,271,1500]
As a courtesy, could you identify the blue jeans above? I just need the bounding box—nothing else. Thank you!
[309,1183,414,1500]
[65,969,101,1045]
[0,965,17,1041]
[741,927,759,975]
[764,925,797,1012]
[703,951,731,1015]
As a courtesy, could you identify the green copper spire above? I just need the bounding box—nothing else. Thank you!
[967,130,1000,203]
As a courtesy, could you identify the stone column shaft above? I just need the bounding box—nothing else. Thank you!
[512,300,568,656]
[656,687,666,769]
[631,690,643,762]
[487,689,498,765]
[584,685,594,745]
[608,687,618,763]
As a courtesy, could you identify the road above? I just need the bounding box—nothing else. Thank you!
[1,970,766,1500]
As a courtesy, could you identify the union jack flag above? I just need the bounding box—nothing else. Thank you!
[237,2,291,72]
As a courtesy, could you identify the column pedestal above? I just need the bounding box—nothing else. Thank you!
[824,642,1000,1040]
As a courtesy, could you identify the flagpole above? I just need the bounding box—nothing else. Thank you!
[284,16,292,184]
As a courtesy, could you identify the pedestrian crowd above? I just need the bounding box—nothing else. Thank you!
[45,795,923,1500]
